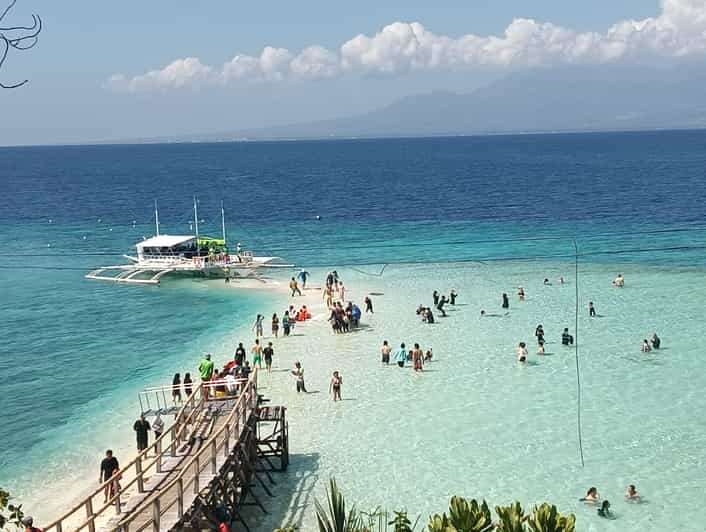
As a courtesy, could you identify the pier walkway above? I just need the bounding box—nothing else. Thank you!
[43,371,288,532]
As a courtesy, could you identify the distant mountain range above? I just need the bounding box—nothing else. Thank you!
[144,63,706,143]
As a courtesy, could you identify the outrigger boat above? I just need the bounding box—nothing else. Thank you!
[86,199,290,285]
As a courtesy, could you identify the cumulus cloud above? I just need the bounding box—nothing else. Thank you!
[107,0,706,92]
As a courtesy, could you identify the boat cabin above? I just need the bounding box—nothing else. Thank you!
[136,235,227,263]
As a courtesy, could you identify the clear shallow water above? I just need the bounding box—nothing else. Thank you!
[0,131,705,529]
[246,262,706,532]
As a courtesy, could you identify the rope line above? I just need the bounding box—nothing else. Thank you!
[573,239,585,468]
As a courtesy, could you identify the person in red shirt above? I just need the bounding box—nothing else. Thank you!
[22,516,42,532]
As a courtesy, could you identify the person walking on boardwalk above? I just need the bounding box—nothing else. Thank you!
[99,449,119,503]
[290,277,302,296]
[152,413,164,441]
[234,343,246,366]
[133,415,151,452]
[292,361,307,393]
[183,372,193,397]
[172,373,182,404]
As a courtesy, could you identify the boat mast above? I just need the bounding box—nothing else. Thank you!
[221,201,227,244]
[154,200,160,236]
[194,196,200,255]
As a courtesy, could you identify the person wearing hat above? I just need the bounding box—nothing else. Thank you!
[22,515,42,531]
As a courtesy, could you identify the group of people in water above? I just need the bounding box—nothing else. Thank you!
[380,340,433,370]
[580,484,642,519]
[416,288,458,322]
[511,273,661,363]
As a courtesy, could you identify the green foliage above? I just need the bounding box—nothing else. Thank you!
[0,487,24,530]
[495,502,526,532]
[526,503,576,532]
[315,478,367,532]
[273,526,298,532]
[388,511,416,532]
[426,513,452,532]
[448,497,493,532]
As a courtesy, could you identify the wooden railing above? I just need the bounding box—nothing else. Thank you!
[115,370,259,532]
[43,383,208,532]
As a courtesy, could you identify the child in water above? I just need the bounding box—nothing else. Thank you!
[329,371,342,401]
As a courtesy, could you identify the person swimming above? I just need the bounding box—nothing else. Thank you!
[562,328,574,346]
[543,278,551,285]
[641,339,652,352]
[625,484,641,501]
[613,273,625,287]
[581,487,600,503]
[651,332,661,349]
[517,287,525,301]
[597,500,612,518]
[517,342,528,362]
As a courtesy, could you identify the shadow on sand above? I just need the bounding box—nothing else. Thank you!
[239,452,322,531]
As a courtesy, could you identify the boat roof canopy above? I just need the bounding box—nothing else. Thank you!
[137,235,195,248]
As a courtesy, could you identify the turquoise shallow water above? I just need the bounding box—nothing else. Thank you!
[1,133,706,530]
[240,262,706,532]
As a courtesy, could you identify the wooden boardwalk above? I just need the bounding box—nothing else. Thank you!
[42,373,283,532]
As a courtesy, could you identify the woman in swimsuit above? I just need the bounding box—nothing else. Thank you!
[517,287,525,301]
[271,313,280,338]
[252,314,264,338]
[329,371,342,401]
[517,342,528,363]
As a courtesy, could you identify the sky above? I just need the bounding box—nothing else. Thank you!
[0,0,699,146]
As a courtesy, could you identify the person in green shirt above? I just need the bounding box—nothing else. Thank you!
[199,353,214,381]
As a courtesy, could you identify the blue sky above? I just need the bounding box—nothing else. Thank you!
[0,1,683,145]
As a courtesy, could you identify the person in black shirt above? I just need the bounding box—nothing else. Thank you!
[263,342,274,373]
[133,415,150,452]
[100,449,119,503]
[234,342,246,366]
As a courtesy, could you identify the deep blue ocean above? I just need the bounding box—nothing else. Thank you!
[1,130,706,519]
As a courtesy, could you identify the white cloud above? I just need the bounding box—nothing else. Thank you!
[107,0,706,92]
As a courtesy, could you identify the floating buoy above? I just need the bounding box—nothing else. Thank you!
[316,215,321,220]
[98,218,102,223]
[47,243,51,247]
[48,219,53,224]
[83,235,87,240]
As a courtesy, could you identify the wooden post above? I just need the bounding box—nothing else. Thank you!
[151,498,160,532]
[115,481,122,514]
[136,456,144,493]
[156,438,162,473]
[177,478,184,518]
[56,521,63,532]
[211,440,217,474]
[170,426,177,457]
[224,424,230,457]
[85,498,96,532]
[193,456,200,494]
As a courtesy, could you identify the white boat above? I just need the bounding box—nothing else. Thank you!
[86,199,289,285]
